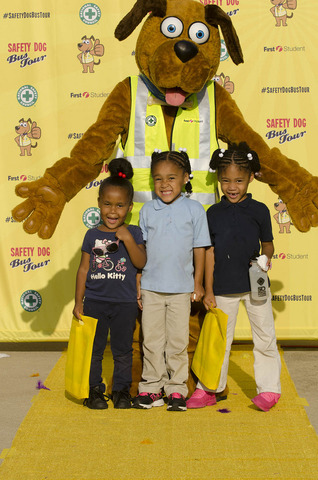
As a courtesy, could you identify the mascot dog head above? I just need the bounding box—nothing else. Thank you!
[115,0,243,106]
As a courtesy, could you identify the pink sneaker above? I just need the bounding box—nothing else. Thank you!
[186,388,217,409]
[252,392,281,412]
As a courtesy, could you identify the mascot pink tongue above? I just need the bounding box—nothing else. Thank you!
[165,87,187,106]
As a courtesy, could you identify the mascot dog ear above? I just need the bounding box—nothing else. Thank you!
[205,5,243,65]
[115,0,167,40]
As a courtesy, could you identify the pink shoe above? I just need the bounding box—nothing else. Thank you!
[186,388,217,409]
[252,392,281,412]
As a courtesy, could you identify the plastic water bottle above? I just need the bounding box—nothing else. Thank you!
[249,259,268,301]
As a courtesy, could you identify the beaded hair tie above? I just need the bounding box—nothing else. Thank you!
[178,148,193,179]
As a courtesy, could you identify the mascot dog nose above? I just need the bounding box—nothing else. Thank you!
[174,40,198,63]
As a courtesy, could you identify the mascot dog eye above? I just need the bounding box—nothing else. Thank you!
[161,17,184,38]
[188,22,210,44]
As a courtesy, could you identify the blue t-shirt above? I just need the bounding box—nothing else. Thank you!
[140,194,211,293]
[82,225,144,302]
[206,193,273,295]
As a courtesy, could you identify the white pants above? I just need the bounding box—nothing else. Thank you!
[199,292,281,395]
[139,290,191,397]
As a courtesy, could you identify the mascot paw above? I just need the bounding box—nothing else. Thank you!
[12,176,67,239]
[285,176,318,232]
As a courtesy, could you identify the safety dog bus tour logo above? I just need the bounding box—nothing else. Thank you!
[7,42,47,68]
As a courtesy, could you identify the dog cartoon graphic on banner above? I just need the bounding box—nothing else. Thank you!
[14,118,41,156]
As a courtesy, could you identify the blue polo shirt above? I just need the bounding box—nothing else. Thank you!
[207,194,273,295]
[140,194,211,293]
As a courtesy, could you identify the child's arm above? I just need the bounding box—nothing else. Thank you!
[115,225,147,269]
[73,251,90,320]
[261,241,274,269]
[192,247,205,302]
[203,246,217,310]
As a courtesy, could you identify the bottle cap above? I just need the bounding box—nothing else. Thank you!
[250,251,259,262]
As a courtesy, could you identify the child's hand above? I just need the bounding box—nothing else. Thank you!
[191,284,205,302]
[73,304,83,320]
[203,292,217,311]
[137,292,143,310]
[137,284,143,310]
[115,224,131,243]
[136,273,143,310]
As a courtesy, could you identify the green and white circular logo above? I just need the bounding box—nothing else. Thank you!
[20,290,42,312]
[145,115,157,127]
[220,40,229,62]
[83,207,102,228]
[17,85,38,107]
[79,3,101,25]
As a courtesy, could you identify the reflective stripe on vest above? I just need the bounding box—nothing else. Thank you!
[118,75,219,206]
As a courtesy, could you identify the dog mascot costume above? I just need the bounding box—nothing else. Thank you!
[12,0,318,396]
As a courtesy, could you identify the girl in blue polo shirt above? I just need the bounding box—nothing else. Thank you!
[187,142,281,412]
[132,149,211,412]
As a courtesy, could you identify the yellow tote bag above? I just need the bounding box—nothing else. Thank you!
[65,315,98,399]
[191,307,228,390]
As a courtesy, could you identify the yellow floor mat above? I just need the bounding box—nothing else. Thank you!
[0,346,317,480]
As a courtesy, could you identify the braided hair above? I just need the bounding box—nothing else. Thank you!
[209,142,260,175]
[98,158,134,202]
[150,149,193,194]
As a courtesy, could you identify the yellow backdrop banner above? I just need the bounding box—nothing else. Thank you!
[0,0,317,341]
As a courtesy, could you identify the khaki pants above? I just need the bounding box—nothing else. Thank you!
[139,290,191,397]
[211,292,281,394]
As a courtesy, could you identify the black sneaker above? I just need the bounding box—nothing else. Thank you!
[167,393,187,411]
[111,390,132,409]
[132,392,164,409]
[83,386,108,410]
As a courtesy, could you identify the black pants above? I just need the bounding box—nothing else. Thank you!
[84,298,138,392]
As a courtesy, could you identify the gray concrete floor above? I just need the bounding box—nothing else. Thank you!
[0,343,317,466]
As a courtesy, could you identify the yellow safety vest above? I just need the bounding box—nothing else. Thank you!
[118,75,219,221]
